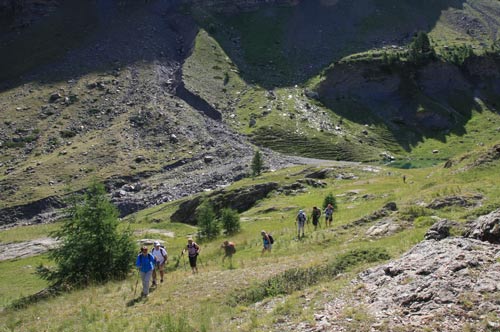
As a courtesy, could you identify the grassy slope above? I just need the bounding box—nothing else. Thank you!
[1,144,500,330]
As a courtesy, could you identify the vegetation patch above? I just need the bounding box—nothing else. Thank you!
[231,247,390,305]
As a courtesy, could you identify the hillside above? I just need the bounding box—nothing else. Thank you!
[1,145,500,330]
[1,1,500,330]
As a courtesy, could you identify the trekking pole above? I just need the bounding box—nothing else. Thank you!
[181,251,187,270]
[133,270,139,297]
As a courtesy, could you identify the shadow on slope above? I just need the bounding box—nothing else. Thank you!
[194,0,467,89]
[315,55,500,152]
[0,0,185,90]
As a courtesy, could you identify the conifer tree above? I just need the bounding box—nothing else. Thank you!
[251,149,263,177]
[38,181,135,287]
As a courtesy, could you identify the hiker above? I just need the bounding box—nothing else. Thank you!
[151,241,168,285]
[324,203,334,227]
[182,238,200,274]
[261,230,272,255]
[311,206,321,230]
[135,246,156,297]
[296,209,307,238]
[221,240,236,262]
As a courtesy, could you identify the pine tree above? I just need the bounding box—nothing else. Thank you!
[251,149,263,177]
[408,31,434,64]
[38,181,135,287]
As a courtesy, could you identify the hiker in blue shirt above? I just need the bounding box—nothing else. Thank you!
[135,246,156,297]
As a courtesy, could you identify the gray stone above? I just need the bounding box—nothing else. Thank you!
[424,219,460,240]
[464,208,500,244]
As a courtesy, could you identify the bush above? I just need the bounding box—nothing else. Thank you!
[196,201,220,239]
[38,181,135,287]
[221,208,241,235]
[322,192,338,210]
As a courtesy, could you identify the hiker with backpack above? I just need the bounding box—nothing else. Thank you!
[221,240,236,262]
[261,230,273,255]
[311,206,321,230]
[182,238,200,274]
[296,209,307,238]
[324,203,334,227]
[135,246,156,297]
[151,241,168,285]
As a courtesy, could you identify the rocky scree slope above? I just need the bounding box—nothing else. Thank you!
[0,0,308,227]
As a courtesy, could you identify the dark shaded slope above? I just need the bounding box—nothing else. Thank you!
[193,0,468,88]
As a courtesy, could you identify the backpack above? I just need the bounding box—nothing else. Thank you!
[152,246,167,259]
[268,234,274,244]
[298,212,306,223]
[138,252,155,265]
[228,242,236,254]
[187,243,199,256]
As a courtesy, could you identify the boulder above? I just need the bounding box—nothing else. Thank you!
[344,202,397,228]
[464,209,500,244]
[424,219,460,240]
[427,194,483,209]
[304,168,334,179]
[297,178,327,188]
[48,93,62,103]
[366,217,405,237]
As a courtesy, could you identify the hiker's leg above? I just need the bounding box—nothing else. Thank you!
[141,271,152,295]
[159,263,165,282]
[152,267,157,285]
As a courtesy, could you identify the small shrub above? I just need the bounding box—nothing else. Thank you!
[322,192,338,210]
[196,201,220,240]
[60,130,77,138]
[221,208,240,235]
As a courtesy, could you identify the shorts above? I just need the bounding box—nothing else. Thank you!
[188,255,197,268]
[155,262,165,272]
[325,214,333,222]
[263,243,272,250]
[312,218,319,226]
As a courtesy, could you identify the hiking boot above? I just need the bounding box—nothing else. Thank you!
[152,280,157,286]
[160,279,163,283]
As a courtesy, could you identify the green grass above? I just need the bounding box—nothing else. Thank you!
[1,153,500,329]
[0,255,50,308]
[0,223,61,244]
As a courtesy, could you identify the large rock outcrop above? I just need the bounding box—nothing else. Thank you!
[310,209,500,332]
[170,182,279,224]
